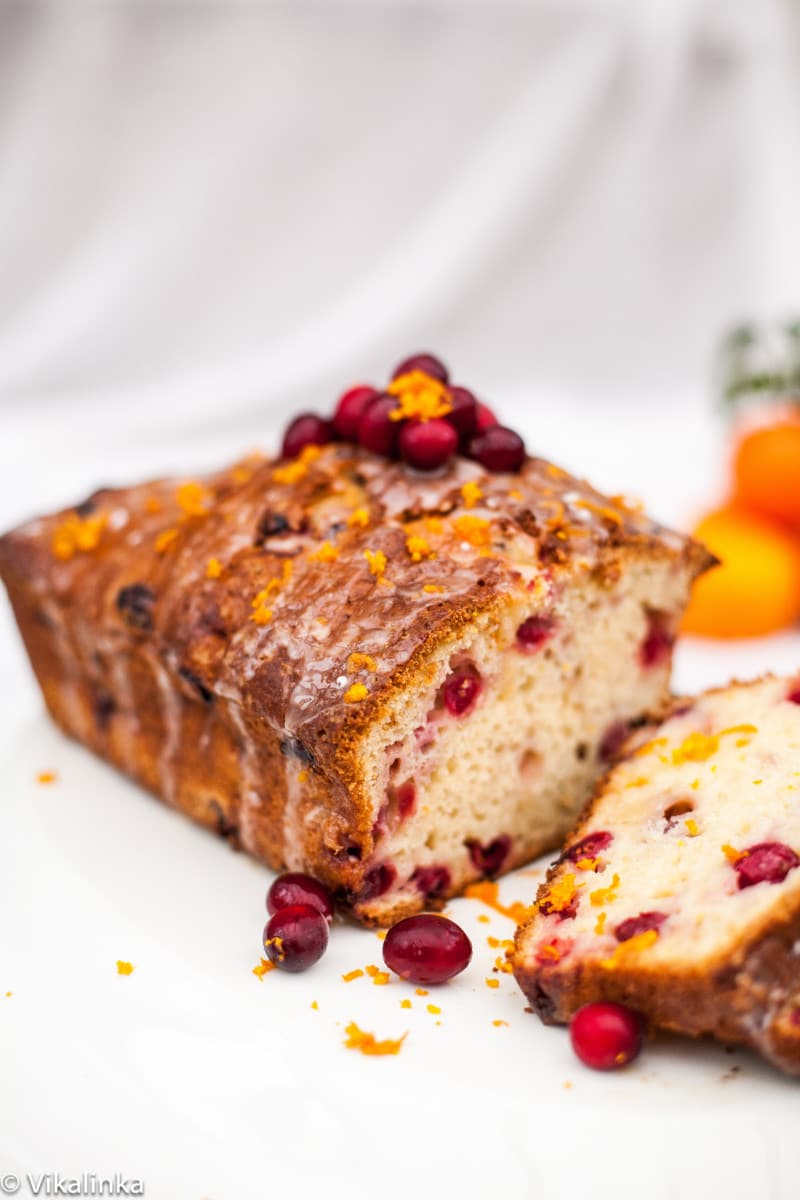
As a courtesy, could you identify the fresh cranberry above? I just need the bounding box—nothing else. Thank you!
[266,872,334,924]
[411,864,452,898]
[733,842,800,889]
[391,353,449,384]
[569,1002,644,1071]
[466,835,511,877]
[281,413,333,459]
[443,668,483,716]
[398,418,458,471]
[470,425,525,473]
[263,904,329,972]
[360,863,397,900]
[516,614,555,652]
[383,914,472,984]
[562,831,613,862]
[614,911,668,942]
[395,781,417,820]
[475,402,498,432]
[787,684,800,705]
[358,394,399,458]
[333,385,379,441]
[446,386,479,441]
[640,615,674,668]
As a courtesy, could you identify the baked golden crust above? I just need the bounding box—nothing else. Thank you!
[0,443,712,918]
[513,673,800,1075]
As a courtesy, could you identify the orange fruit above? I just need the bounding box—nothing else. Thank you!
[733,419,800,529]
[682,506,800,638]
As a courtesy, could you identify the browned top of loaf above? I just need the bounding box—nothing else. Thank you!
[0,444,709,758]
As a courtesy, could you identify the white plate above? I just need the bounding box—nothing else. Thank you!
[1,402,799,1200]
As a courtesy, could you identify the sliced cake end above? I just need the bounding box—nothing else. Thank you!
[513,674,800,1076]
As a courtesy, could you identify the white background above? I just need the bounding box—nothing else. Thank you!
[1,3,800,1198]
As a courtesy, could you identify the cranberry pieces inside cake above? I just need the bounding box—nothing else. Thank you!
[513,675,800,1075]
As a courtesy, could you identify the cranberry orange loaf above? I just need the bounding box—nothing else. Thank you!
[0,356,710,924]
[514,675,800,1075]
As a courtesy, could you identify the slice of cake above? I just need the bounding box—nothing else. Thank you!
[513,675,800,1075]
[0,356,711,925]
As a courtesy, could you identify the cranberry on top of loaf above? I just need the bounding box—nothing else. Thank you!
[0,354,712,925]
[514,675,800,1076]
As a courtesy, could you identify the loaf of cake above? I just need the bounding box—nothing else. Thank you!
[0,357,711,924]
[513,674,800,1075]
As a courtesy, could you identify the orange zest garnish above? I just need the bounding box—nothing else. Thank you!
[423,584,444,594]
[386,370,453,422]
[721,843,742,865]
[672,732,719,765]
[252,958,275,981]
[206,557,223,579]
[116,961,134,976]
[364,549,387,578]
[453,515,492,547]
[176,481,211,517]
[538,874,581,917]
[36,771,57,785]
[347,507,370,528]
[406,535,435,563]
[52,512,107,561]
[154,527,179,554]
[272,443,323,485]
[464,880,531,924]
[600,929,659,969]
[590,873,620,907]
[342,1021,406,1056]
[461,480,483,509]
[342,968,364,983]
[308,540,340,563]
[347,652,377,673]
[344,683,369,703]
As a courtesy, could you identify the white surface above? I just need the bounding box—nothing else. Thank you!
[1,398,799,1200]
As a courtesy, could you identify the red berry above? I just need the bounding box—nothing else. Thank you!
[569,1002,644,1071]
[598,722,630,762]
[395,781,417,820]
[446,386,479,441]
[443,668,482,716]
[266,872,334,924]
[383,914,472,984]
[562,831,613,863]
[263,904,329,972]
[466,835,511,877]
[333,385,379,442]
[410,864,452,898]
[360,863,397,901]
[787,684,800,705]
[614,911,668,942]
[358,394,399,458]
[733,842,800,889]
[398,418,458,472]
[391,353,449,384]
[281,413,333,459]
[470,425,525,473]
[640,615,674,668]
[475,402,499,432]
[516,614,555,652]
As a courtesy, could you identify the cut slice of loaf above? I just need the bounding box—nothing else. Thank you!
[0,445,709,925]
[513,674,800,1075]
